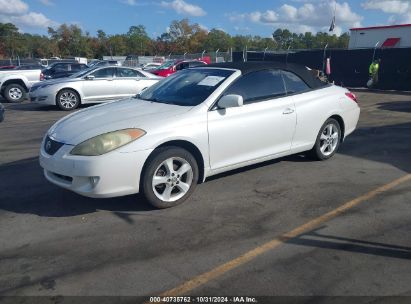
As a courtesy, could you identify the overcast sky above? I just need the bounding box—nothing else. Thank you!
[1,0,411,37]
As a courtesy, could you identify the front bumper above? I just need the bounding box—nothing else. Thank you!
[29,89,55,105]
[39,141,153,198]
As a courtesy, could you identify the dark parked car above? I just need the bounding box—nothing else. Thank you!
[41,62,88,80]
[0,103,4,122]
[14,64,43,70]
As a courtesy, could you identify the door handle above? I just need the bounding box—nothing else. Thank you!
[283,108,295,115]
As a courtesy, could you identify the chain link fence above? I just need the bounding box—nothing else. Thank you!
[1,50,233,69]
[123,50,232,67]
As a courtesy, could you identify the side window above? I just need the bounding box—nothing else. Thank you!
[91,68,115,79]
[54,63,69,72]
[176,62,189,71]
[223,70,286,104]
[71,64,82,72]
[282,70,310,94]
[117,68,144,78]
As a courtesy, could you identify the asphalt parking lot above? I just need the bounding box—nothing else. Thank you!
[0,91,410,299]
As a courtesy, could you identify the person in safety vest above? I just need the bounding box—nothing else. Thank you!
[368,59,380,88]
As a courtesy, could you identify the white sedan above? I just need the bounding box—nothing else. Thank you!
[40,62,360,208]
[29,66,161,110]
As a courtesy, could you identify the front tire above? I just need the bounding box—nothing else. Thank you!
[142,147,199,209]
[4,83,26,103]
[56,89,80,111]
[309,118,341,161]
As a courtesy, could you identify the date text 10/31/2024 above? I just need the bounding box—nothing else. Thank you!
[149,297,258,303]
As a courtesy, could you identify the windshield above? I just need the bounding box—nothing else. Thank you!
[156,60,176,70]
[69,67,97,78]
[139,68,234,106]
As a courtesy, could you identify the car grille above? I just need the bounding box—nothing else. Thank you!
[51,172,73,183]
[44,136,64,155]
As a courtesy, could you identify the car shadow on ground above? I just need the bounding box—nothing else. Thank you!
[0,122,410,218]
[377,100,411,113]
[0,155,308,218]
[0,157,155,218]
[338,122,411,174]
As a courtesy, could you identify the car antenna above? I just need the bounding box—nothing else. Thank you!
[285,45,291,65]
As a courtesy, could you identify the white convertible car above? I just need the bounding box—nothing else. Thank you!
[29,66,161,110]
[40,62,360,208]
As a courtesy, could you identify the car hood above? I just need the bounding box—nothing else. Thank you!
[32,77,83,90]
[48,98,192,145]
[38,77,82,87]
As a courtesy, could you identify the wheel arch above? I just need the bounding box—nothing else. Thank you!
[1,79,28,94]
[55,87,82,105]
[142,140,206,185]
[329,114,345,142]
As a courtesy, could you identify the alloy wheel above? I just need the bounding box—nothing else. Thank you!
[320,123,339,156]
[59,92,78,109]
[152,157,194,202]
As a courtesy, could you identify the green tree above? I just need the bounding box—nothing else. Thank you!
[127,25,150,55]
[204,29,232,52]
[0,23,20,58]
[108,35,128,56]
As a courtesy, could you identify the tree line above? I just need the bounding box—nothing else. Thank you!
[0,19,350,59]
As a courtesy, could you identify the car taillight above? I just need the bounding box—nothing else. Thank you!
[40,73,44,81]
[345,92,357,103]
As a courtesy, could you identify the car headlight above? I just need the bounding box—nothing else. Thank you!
[70,128,146,156]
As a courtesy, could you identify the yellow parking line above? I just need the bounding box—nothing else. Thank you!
[160,174,411,296]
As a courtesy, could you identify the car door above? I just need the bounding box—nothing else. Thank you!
[281,70,323,150]
[115,68,148,98]
[81,67,117,103]
[208,69,297,170]
[48,63,69,79]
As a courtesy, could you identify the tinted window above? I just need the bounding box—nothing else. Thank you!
[140,68,234,106]
[54,63,70,72]
[117,68,143,78]
[223,69,286,104]
[282,70,310,94]
[71,64,83,72]
[176,62,189,71]
[91,68,115,79]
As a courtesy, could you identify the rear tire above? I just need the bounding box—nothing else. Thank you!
[56,89,80,111]
[141,147,199,209]
[4,83,26,103]
[308,118,341,161]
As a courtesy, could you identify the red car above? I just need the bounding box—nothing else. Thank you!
[150,59,208,77]
[0,65,16,70]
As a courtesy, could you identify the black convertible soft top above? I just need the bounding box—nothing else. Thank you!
[206,61,326,89]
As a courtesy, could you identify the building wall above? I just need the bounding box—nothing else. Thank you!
[349,26,411,49]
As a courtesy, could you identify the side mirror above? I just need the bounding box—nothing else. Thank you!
[217,94,244,109]
[85,75,95,80]
[136,87,148,99]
